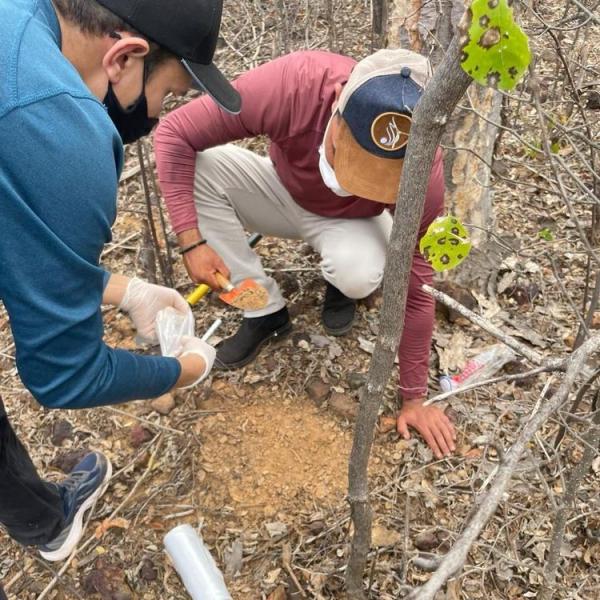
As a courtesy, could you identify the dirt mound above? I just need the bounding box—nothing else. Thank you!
[196,381,353,520]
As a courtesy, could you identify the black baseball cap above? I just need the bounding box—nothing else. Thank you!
[96,0,241,114]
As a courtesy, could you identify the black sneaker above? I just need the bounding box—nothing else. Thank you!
[215,307,292,369]
[39,452,112,562]
[322,282,356,336]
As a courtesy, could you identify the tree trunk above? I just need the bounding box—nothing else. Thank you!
[345,33,473,598]
[388,0,502,251]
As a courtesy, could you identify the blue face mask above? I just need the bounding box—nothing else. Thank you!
[317,117,352,197]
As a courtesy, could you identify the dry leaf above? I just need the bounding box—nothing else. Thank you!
[371,524,402,547]
[94,517,130,540]
[437,329,470,372]
[268,586,288,600]
[263,568,282,586]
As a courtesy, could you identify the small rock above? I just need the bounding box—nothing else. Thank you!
[287,301,305,319]
[592,312,600,329]
[414,530,441,552]
[347,372,366,390]
[586,90,600,110]
[492,159,510,178]
[129,424,152,448]
[309,334,330,348]
[328,341,343,360]
[265,521,288,538]
[224,539,243,577]
[328,392,358,420]
[51,448,88,473]
[307,520,326,535]
[298,339,310,351]
[139,558,157,582]
[378,415,397,434]
[435,282,477,323]
[150,393,175,415]
[83,558,132,600]
[51,419,74,446]
[275,272,300,297]
[291,331,310,347]
[444,406,460,425]
[306,378,330,406]
[264,355,278,370]
[502,282,540,306]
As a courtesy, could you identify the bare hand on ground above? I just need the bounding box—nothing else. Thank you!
[183,244,230,291]
[396,398,456,460]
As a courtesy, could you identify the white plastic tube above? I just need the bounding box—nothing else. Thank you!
[164,524,232,600]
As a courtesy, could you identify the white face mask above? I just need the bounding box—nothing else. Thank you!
[318,118,352,197]
[318,144,352,197]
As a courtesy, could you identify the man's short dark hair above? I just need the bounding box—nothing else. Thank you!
[52,0,175,77]
[52,0,133,36]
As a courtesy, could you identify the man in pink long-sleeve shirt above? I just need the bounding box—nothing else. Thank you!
[154,49,456,458]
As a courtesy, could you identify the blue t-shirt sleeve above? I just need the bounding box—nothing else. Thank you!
[0,94,180,409]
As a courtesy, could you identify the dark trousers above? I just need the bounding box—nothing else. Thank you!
[0,396,64,546]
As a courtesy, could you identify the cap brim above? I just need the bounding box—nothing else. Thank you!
[334,120,403,204]
[182,60,241,114]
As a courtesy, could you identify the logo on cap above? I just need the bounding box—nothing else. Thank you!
[371,112,411,152]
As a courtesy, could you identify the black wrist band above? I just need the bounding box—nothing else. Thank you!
[180,239,207,255]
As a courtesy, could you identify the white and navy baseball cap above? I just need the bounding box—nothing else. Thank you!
[96,0,241,114]
[334,49,432,203]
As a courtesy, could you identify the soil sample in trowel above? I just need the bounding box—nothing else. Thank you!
[215,272,268,311]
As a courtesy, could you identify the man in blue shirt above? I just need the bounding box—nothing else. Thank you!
[0,0,240,561]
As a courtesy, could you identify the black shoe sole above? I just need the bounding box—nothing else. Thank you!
[322,316,355,337]
[215,321,293,370]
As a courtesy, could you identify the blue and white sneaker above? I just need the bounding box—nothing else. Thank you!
[39,451,112,562]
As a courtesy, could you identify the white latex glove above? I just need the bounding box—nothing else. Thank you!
[119,277,191,344]
[177,335,216,388]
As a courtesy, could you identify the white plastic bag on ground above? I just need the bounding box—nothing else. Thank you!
[156,306,195,357]
[439,344,517,392]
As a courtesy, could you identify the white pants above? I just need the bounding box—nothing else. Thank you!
[193,144,393,317]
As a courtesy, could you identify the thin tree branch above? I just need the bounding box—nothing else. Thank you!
[346,32,472,599]
[422,284,549,366]
[540,391,600,599]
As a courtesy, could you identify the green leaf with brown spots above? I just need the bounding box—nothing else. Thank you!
[420,216,472,272]
[459,0,531,91]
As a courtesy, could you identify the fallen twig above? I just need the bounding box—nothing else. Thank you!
[409,334,600,599]
[422,284,546,365]
[102,405,184,436]
[424,364,558,406]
